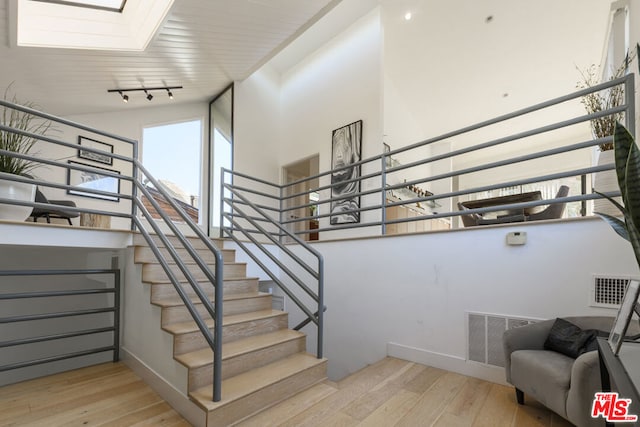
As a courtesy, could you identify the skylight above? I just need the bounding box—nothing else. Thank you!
[31,0,127,13]
[17,0,173,51]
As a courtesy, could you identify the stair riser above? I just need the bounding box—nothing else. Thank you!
[160,296,272,326]
[149,279,258,302]
[135,247,235,264]
[142,263,246,282]
[205,361,327,426]
[172,314,288,355]
[133,234,225,249]
[187,337,306,392]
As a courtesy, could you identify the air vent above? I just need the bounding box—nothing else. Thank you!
[591,275,631,308]
[467,312,538,367]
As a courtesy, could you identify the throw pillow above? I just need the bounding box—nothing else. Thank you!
[544,318,598,358]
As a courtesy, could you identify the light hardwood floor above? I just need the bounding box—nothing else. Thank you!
[0,358,574,427]
[0,362,190,427]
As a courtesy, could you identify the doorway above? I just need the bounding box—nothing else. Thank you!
[282,155,320,242]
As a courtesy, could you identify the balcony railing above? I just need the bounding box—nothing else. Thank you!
[222,73,635,242]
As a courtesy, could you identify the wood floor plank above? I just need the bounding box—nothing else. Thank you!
[0,363,188,427]
[433,376,492,425]
[279,358,411,427]
[472,383,517,427]
[357,389,420,427]
[395,372,468,427]
[513,398,553,427]
[341,362,426,420]
[237,382,338,427]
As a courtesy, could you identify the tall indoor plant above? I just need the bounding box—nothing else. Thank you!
[0,87,51,221]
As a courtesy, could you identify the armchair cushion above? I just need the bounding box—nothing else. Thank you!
[511,349,573,418]
[544,317,598,358]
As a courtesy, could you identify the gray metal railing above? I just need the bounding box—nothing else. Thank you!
[223,73,635,242]
[221,169,325,358]
[0,269,120,373]
[0,100,225,401]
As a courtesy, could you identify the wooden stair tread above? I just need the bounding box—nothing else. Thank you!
[190,353,327,411]
[143,275,259,285]
[151,292,269,308]
[174,330,305,368]
[162,309,286,335]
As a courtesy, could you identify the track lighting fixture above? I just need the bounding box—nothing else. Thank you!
[107,85,182,103]
[118,91,129,103]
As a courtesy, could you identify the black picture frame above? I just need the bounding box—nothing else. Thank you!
[609,279,640,355]
[330,120,362,225]
[67,160,121,202]
[78,136,114,165]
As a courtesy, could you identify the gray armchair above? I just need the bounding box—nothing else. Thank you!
[503,316,636,427]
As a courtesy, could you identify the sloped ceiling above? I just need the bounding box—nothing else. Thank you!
[0,0,339,115]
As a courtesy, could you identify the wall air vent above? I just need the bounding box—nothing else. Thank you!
[467,312,539,368]
[591,275,631,308]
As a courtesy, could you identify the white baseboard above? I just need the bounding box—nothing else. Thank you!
[387,342,508,386]
[121,347,206,427]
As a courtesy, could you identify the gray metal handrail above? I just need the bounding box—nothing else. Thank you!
[0,269,120,373]
[221,169,325,358]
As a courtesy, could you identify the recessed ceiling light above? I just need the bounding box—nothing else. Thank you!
[404,12,412,21]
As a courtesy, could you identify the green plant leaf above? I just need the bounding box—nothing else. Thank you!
[624,150,640,266]
[614,122,633,205]
[593,188,626,215]
[595,212,630,241]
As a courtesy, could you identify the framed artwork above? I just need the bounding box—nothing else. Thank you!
[330,120,362,225]
[608,279,640,354]
[67,160,120,202]
[78,136,114,165]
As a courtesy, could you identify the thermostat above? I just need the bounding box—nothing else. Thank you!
[506,231,527,246]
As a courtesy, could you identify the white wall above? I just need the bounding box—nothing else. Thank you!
[283,218,639,382]
[234,65,282,184]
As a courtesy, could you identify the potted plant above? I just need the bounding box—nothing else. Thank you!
[0,87,51,221]
[577,49,637,217]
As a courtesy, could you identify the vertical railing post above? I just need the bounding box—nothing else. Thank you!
[317,256,324,359]
[219,168,226,238]
[113,267,121,362]
[213,249,224,402]
[279,183,285,244]
[381,153,387,236]
[625,73,636,138]
[131,140,139,231]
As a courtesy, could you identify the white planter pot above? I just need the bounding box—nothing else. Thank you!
[593,150,623,217]
[0,177,36,222]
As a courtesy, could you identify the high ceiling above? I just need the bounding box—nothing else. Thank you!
[0,0,339,116]
[0,0,617,129]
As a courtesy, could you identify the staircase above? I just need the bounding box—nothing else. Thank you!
[132,234,327,426]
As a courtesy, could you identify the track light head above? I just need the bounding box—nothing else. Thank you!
[118,91,128,103]
[145,90,153,101]
[167,89,174,100]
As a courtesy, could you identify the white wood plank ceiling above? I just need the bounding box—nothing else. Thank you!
[0,0,339,115]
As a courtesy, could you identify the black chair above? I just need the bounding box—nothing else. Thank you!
[30,188,79,225]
